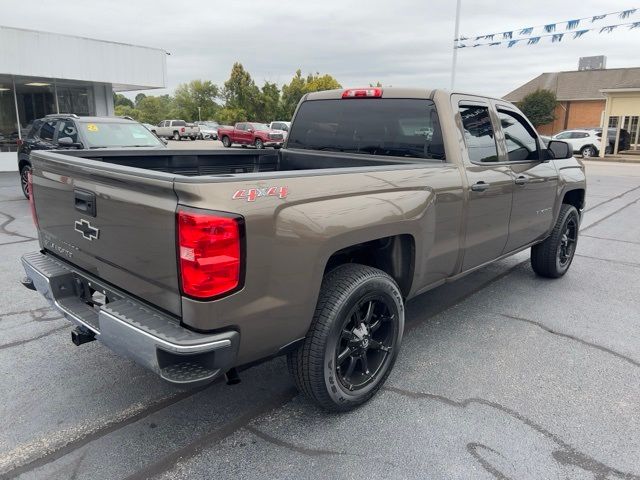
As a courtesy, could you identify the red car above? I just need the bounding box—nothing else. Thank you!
[217,122,285,149]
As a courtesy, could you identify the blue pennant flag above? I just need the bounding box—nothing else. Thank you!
[544,24,556,32]
[507,40,518,48]
[472,43,482,47]
[503,31,513,39]
[566,19,580,30]
[552,33,564,42]
[600,25,617,33]
[459,36,468,41]
[630,22,640,29]
[485,34,495,40]
[475,36,483,40]
[620,9,637,19]
[489,42,501,46]
[528,37,540,45]
[456,44,467,49]
[573,29,589,39]
[592,15,606,22]
[519,27,534,35]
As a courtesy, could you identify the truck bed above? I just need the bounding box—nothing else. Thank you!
[45,148,432,177]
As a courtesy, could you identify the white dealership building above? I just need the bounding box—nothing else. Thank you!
[0,25,167,171]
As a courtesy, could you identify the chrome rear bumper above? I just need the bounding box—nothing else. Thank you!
[22,251,239,385]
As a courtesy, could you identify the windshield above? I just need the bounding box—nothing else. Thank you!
[81,122,164,148]
[287,99,445,160]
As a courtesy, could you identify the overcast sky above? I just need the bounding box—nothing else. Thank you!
[2,0,639,97]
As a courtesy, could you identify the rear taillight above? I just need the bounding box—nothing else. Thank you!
[342,88,383,99]
[177,209,243,299]
[181,127,186,133]
[16,139,24,146]
[27,170,39,228]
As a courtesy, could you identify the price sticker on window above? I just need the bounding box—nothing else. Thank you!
[87,124,99,132]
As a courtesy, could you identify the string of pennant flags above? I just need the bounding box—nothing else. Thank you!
[455,8,639,49]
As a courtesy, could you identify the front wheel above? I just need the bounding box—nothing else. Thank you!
[531,204,580,278]
[221,136,231,147]
[173,131,181,141]
[254,138,264,149]
[20,164,32,199]
[287,264,404,412]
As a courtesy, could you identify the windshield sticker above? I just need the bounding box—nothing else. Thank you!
[87,124,99,132]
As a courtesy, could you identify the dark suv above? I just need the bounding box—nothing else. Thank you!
[18,114,165,198]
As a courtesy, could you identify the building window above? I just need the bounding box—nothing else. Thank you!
[57,85,95,116]
[0,80,19,152]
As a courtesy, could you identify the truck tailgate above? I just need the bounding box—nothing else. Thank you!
[30,152,182,316]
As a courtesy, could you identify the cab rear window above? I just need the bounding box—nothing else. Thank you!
[287,99,445,160]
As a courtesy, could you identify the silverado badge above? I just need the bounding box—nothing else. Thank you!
[74,219,100,241]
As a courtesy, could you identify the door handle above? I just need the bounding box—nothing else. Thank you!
[515,176,529,185]
[471,181,490,192]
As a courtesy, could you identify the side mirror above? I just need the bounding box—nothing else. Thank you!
[546,140,573,160]
[57,137,83,149]
[247,129,254,133]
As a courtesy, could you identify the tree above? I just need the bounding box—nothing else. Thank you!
[114,105,138,120]
[113,93,134,108]
[216,107,248,125]
[519,89,557,127]
[280,70,341,119]
[222,63,261,119]
[134,93,147,107]
[173,80,220,121]
[135,95,172,125]
[257,81,281,121]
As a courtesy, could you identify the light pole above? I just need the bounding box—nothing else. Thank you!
[450,0,462,90]
[197,106,202,122]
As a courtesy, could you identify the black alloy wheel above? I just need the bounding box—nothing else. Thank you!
[335,295,397,392]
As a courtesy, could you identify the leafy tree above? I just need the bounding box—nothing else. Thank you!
[134,93,147,107]
[173,80,220,121]
[257,81,281,121]
[135,95,172,125]
[113,93,134,108]
[215,107,248,125]
[114,105,138,119]
[222,63,261,119]
[280,70,341,119]
[519,89,557,127]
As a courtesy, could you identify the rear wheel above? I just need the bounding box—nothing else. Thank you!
[287,264,404,412]
[221,136,231,147]
[173,131,181,141]
[580,145,596,158]
[190,136,196,141]
[531,204,579,278]
[254,138,264,149]
[20,164,32,199]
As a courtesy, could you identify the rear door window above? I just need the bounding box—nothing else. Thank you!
[287,99,445,160]
[38,120,57,142]
[458,105,498,163]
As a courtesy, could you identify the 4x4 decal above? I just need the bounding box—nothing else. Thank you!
[232,186,288,202]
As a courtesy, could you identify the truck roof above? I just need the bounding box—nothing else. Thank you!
[303,87,510,104]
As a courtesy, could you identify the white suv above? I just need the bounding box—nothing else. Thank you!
[551,129,610,158]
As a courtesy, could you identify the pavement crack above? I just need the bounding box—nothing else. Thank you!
[0,324,69,350]
[244,425,346,457]
[385,386,639,480]
[497,313,640,368]
[466,443,512,480]
[581,234,640,246]
[0,209,37,241]
[574,254,640,269]
[582,197,640,232]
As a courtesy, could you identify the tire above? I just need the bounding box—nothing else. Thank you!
[190,136,196,141]
[580,145,596,158]
[173,131,181,141]
[254,138,264,149]
[20,164,32,199]
[221,136,231,148]
[287,264,404,412]
[531,204,579,278]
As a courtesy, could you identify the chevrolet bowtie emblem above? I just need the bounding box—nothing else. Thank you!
[74,219,100,241]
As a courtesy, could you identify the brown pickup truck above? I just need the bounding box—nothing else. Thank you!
[22,87,585,411]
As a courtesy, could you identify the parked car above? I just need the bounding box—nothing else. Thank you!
[17,114,166,198]
[153,120,199,141]
[217,122,285,148]
[195,121,220,140]
[22,87,584,412]
[268,121,291,139]
[552,128,631,157]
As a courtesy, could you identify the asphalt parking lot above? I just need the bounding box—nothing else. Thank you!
[1,159,639,479]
